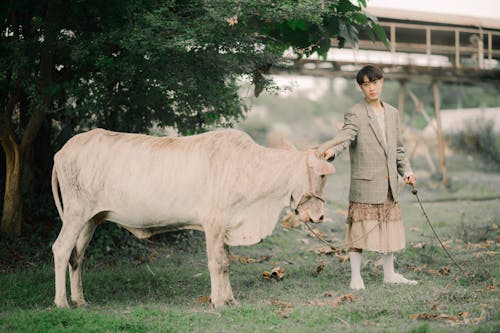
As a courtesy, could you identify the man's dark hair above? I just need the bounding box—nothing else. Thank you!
[356,64,384,85]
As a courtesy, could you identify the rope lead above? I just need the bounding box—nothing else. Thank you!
[410,185,466,275]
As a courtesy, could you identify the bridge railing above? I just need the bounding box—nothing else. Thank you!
[349,21,500,70]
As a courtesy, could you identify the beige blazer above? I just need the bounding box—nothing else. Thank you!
[331,100,413,204]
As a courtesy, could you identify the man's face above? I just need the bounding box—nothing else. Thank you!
[359,75,384,103]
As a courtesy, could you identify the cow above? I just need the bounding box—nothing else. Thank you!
[51,128,344,308]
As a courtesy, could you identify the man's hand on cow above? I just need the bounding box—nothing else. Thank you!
[323,149,335,162]
[404,174,416,186]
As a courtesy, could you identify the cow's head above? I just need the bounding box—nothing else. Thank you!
[291,150,334,223]
[290,137,347,223]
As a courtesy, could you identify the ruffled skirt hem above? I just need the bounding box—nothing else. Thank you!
[345,195,406,253]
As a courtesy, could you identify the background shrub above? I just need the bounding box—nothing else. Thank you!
[447,119,500,167]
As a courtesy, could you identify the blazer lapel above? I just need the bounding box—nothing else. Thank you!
[365,101,388,154]
[385,106,396,152]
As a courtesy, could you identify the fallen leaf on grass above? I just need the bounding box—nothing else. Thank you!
[473,251,499,258]
[312,246,343,256]
[148,248,159,261]
[263,266,285,280]
[408,312,433,320]
[364,320,378,327]
[276,308,292,318]
[408,312,458,322]
[270,299,294,318]
[313,263,325,275]
[489,223,498,231]
[229,254,271,264]
[427,267,452,276]
[466,240,495,249]
[439,267,450,275]
[195,295,211,304]
[309,294,356,307]
[409,312,484,324]
[270,299,293,308]
[480,299,495,311]
[486,285,496,291]
[464,315,485,324]
[312,246,334,255]
[335,253,349,262]
[437,314,459,322]
[408,264,428,272]
[411,242,426,249]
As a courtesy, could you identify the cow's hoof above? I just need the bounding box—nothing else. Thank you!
[225,298,238,306]
[54,300,71,309]
[210,301,225,309]
[210,298,237,308]
[71,299,89,307]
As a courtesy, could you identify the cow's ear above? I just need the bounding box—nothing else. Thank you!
[279,138,297,150]
[309,152,335,175]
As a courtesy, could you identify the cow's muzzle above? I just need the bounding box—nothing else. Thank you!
[293,192,325,223]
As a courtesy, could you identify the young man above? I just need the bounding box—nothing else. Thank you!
[324,64,417,289]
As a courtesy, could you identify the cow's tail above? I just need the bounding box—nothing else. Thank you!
[51,165,64,222]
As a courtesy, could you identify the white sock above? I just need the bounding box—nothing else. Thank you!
[383,253,417,285]
[349,252,365,290]
[382,253,395,280]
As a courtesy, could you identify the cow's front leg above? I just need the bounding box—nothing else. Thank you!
[204,225,235,308]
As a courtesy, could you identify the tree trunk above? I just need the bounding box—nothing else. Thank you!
[0,0,56,235]
[1,108,47,235]
[0,134,22,235]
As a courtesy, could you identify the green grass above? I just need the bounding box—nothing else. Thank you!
[1,154,499,332]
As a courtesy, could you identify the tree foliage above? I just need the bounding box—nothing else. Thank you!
[0,0,386,234]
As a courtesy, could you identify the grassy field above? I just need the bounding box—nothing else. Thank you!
[1,153,499,332]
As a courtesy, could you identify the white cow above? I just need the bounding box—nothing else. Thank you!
[51,128,343,308]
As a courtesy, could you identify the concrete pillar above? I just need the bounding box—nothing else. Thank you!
[432,81,447,186]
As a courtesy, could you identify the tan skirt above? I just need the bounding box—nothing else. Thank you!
[345,194,406,254]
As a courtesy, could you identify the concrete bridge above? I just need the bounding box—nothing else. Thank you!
[272,8,500,185]
[276,8,500,83]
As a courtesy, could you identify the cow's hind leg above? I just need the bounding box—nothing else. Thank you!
[69,220,97,307]
[204,224,236,308]
[52,215,87,308]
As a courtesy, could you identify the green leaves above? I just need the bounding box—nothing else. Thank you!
[372,23,390,48]
[1,0,388,137]
[287,19,310,31]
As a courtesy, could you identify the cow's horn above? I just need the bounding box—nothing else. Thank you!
[315,138,347,158]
